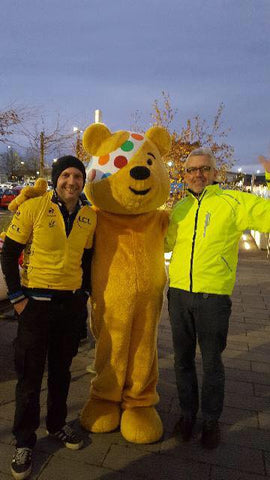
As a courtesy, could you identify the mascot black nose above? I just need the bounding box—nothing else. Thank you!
[130,166,150,180]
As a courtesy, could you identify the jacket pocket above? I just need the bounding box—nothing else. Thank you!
[221,255,232,272]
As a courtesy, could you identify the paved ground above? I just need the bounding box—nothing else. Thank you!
[0,234,270,479]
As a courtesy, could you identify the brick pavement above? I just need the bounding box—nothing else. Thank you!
[0,234,269,479]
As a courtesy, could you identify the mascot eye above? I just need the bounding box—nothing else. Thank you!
[147,159,153,166]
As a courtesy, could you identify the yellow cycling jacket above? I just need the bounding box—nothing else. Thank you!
[7,191,97,290]
[165,183,270,295]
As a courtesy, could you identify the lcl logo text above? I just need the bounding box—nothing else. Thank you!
[78,216,91,225]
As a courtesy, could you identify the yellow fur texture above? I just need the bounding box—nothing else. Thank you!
[80,124,171,443]
[8,179,48,213]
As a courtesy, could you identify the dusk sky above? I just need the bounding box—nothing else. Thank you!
[1,0,269,173]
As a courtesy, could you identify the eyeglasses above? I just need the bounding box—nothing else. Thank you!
[185,166,212,174]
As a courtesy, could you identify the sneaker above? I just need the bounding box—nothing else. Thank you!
[47,424,83,450]
[11,447,32,480]
[201,420,220,449]
[174,416,196,441]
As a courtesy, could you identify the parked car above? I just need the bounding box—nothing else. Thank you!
[13,185,24,195]
[0,189,17,208]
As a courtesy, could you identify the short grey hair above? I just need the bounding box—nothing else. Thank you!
[185,147,216,169]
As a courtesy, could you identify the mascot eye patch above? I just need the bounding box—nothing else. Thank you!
[86,131,145,183]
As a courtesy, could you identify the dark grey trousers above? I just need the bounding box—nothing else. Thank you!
[168,287,231,422]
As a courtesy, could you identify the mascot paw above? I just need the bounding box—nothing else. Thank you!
[120,407,163,444]
[8,178,47,212]
[80,399,121,433]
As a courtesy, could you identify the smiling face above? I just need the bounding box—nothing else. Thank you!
[85,139,170,214]
[184,154,217,194]
[56,167,84,208]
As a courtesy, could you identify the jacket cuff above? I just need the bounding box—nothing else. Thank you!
[8,290,26,304]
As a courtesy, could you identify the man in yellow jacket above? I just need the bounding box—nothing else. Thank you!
[165,148,270,449]
[1,156,96,480]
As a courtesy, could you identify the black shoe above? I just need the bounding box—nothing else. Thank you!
[11,447,32,480]
[174,416,196,441]
[201,420,220,449]
[47,424,83,450]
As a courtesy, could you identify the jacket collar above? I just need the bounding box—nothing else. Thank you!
[187,183,220,201]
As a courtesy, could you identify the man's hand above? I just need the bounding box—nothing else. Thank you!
[14,298,29,315]
[258,155,270,173]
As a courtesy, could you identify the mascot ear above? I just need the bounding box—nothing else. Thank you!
[145,126,171,156]
[82,123,129,156]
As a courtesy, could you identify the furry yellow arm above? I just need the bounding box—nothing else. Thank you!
[8,179,48,213]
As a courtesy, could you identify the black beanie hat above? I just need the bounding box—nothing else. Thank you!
[51,155,86,189]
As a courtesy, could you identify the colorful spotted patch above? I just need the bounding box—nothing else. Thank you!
[86,132,145,183]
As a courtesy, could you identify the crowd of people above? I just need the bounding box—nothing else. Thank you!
[1,149,270,479]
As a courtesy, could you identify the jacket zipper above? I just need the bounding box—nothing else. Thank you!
[189,191,206,292]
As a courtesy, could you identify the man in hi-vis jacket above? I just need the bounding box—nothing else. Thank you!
[165,148,270,449]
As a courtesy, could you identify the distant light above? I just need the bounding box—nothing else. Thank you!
[94,109,102,123]
[53,158,57,162]
[256,170,260,174]
[7,145,11,149]
[238,167,242,172]
[165,252,172,265]
[244,242,251,250]
[167,161,173,167]
[20,161,24,165]
[73,126,79,132]
[242,234,247,241]
[36,171,39,175]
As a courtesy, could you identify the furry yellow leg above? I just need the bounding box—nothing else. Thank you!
[80,399,121,433]
[120,407,163,444]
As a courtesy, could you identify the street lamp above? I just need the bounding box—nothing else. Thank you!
[94,109,102,123]
[72,110,102,161]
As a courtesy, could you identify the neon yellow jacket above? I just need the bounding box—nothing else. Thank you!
[165,184,270,295]
[7,191,96,290]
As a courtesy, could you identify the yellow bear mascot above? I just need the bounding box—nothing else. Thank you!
[80,123,171,444]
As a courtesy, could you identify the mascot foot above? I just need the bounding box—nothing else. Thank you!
[80,399,121,433]
[120,407,163,444]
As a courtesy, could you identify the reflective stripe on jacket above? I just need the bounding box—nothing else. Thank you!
[165,184,270,295]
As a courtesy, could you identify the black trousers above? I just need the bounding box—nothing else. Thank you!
[168,288,231,422]
[13,294,82,448]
